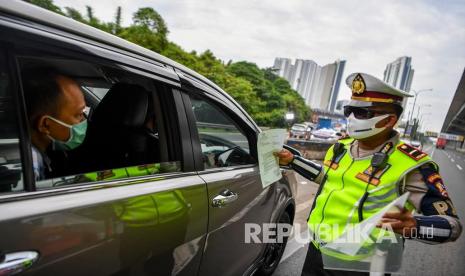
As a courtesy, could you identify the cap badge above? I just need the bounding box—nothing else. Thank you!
[352,74,366,94]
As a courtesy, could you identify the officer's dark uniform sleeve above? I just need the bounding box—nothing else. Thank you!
[404,164,462,244]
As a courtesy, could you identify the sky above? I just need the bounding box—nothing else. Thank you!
[53,0,465,132]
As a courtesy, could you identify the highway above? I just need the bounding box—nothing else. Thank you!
[274,144,465,276]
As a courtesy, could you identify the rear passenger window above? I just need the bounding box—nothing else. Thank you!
[189,95,256,169]
[0,50,23,193]
[18,55,182,189]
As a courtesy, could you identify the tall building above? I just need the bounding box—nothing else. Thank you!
[273,58,294,81]
[383,56,414,92]
[383,57,414,117]
[272,58,345,111]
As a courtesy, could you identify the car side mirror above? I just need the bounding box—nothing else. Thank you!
[283,144,301,157]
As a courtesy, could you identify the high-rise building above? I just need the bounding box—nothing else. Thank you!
[383,56,414,92]
[273,58,294,81]
[383,57,414,117]
[272,58,345,111]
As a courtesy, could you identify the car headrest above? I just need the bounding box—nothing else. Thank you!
[91,83,149,128]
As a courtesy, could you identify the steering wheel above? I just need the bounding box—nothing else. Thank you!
[214,146,241,166]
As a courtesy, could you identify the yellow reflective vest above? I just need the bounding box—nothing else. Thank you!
[308,138,436,259]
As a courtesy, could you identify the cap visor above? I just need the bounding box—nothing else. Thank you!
[345,100,377,107]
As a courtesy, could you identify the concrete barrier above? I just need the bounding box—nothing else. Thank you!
[286,139,335,160]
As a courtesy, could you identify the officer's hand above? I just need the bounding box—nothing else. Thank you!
[273,149,294,166]
[377,208,417,237]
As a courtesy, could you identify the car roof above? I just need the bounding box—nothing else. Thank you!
[0,1,224,96]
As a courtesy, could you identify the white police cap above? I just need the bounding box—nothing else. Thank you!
[345,73,412,107]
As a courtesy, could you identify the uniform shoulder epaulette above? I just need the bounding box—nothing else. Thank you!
[397,143,427,161]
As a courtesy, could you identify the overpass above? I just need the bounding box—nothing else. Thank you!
[441,70,465,147]
[441,68,465,135]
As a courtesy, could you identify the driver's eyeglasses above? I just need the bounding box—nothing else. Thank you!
[343,106,388,119]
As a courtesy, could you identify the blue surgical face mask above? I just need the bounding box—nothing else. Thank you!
[46,116,87,151]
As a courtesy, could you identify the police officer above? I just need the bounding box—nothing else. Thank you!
[276,73,462,275]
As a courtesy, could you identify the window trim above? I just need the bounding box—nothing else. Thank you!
[180,91,204,171]
[6,44,35,192]
[170,88,195,172]
[180,89,258,172]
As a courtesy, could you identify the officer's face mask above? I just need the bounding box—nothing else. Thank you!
[45,116,87,151]
[347,113,390,140]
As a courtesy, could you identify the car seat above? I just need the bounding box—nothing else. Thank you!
[70,82,160,174]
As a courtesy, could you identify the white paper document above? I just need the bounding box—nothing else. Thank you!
[322,192,410,256]
[257,129,287,188]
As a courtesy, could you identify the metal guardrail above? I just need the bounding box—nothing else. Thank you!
[286,138,335,160]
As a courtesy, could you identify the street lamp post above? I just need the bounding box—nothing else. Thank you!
[416,104,432,119]
[409,89,433,123]
[404,89,433,137]
[411,104,432,139]
[419,113,432,130]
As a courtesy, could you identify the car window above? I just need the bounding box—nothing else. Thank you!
[292,124,306,131]
[189,95,256,169]
[84,86,110,100]
[18,56,182,190]
[0,50,23,193]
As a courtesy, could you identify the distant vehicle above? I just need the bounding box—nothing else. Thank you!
[303,121,316,129]
[311,128,337,140]
[436,137,447,149]
[290,123,311,140]
[317,118,332,129]
[410,140,422,150]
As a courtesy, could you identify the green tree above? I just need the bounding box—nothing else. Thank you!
[120,25,166,53]
[161,43,200,69]
[119,7,169,52]
[64,7,85,23]
[27,0,311,127]
[133,7,168,37]
[111,6,122,35]
[25,0,64,15]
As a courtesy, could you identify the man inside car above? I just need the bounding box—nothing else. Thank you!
[23,70,87,180]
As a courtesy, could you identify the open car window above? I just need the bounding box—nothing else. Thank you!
[18,55,182,190]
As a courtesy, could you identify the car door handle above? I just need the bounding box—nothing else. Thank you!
[212,189,238,208]
[0,251,39,275]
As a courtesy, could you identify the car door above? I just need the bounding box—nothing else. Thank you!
[0,19,208,276]
[177,81,280,275]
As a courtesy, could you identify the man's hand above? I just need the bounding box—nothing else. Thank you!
[377,208,417,237]
[273,149,294,166]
